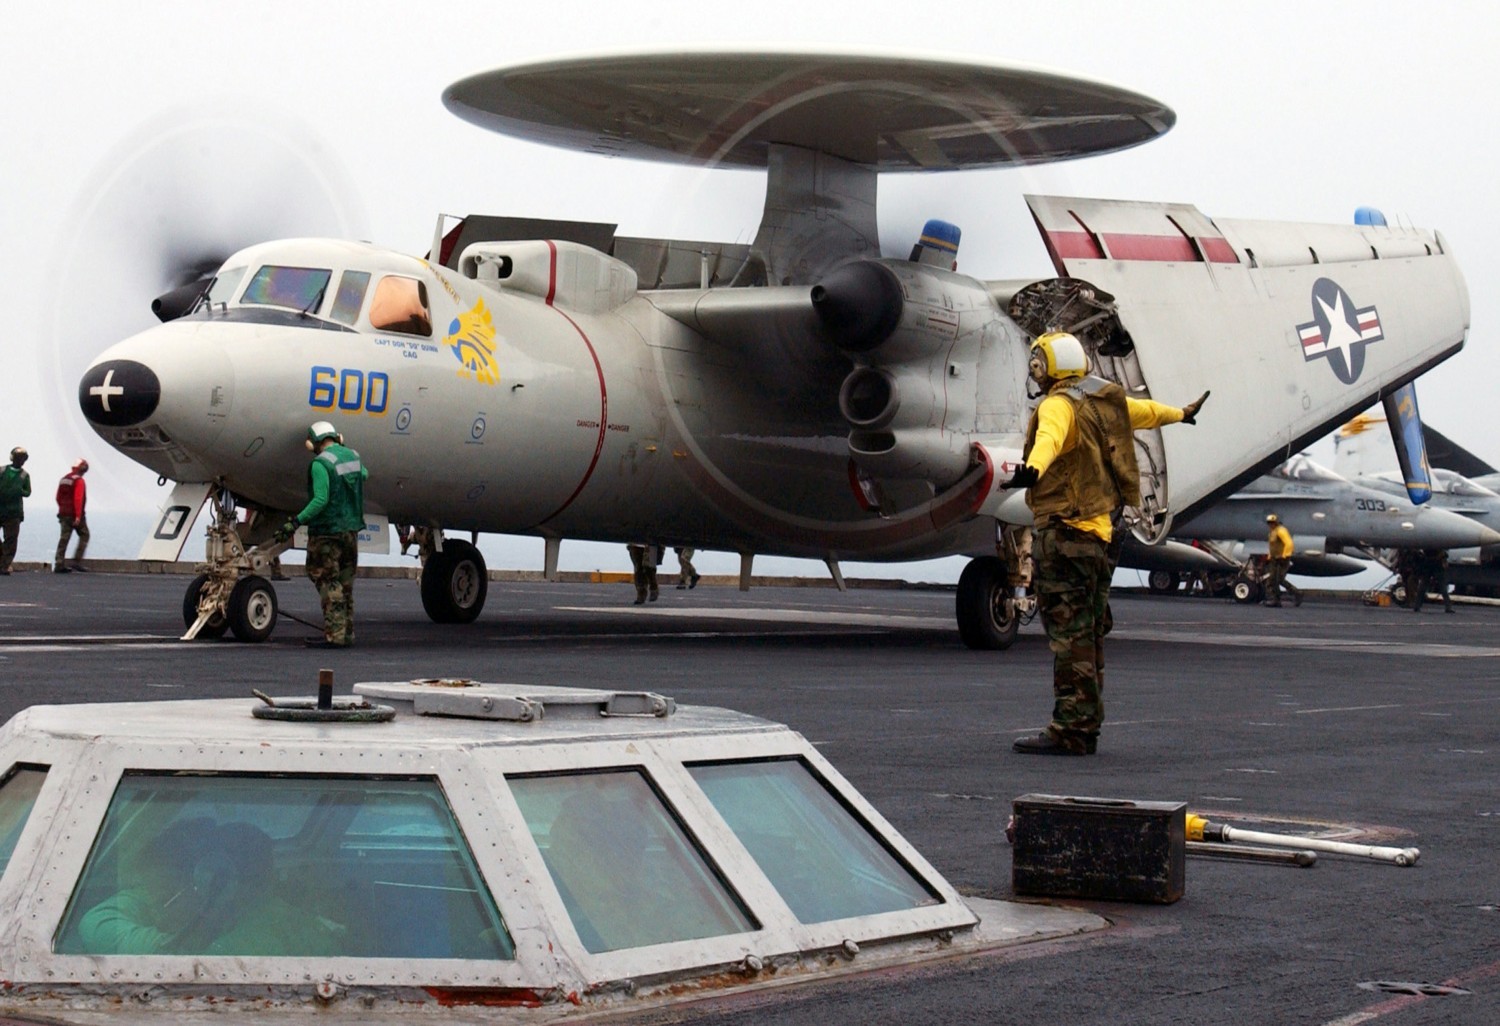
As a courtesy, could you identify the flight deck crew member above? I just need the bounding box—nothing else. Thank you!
[54,459,90,573]
[1410,548,1454,613]
[1002,332,1207,756]
[0,447,30,574]
[275,422,367,648]
[1263,514,1302,608]
[675,546,700,589]
[627,543,660,604]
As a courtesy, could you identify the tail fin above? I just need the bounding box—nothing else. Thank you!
[1422,424,1497,477]
[1382,384,1433,504]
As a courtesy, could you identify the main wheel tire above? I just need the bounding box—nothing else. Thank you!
[1231,579,1261,604]
[420,539,488,624]
[956,556,1020,650]
[228,575,279,643]
[1146,570,1180,594]
[182,573,229,639]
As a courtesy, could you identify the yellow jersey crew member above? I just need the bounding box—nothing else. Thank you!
[274,422,368,648]
[1263,514,1302,608]
[1003,332,1208,756]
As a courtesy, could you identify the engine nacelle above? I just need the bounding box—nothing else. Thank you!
[815,260,1015,487]
[812,260,996,364]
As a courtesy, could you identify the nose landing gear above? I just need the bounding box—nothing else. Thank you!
[181,489,287,642]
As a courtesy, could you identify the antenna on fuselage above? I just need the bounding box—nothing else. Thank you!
[431,213,456,265]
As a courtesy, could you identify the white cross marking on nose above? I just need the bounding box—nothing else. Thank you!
[90,369,125,413]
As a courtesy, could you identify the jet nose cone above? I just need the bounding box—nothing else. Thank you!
[79,359,161,426]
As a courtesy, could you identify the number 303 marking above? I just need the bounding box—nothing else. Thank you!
[309,366,389,415]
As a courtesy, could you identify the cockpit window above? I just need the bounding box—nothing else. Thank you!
[509,770,756,953]
[329,270,371,325]
[0,765,46,879]
[688,758,941,923]
[1275,456,1345,483]
[201,266,247,312]
[241,265,332,314]
[1433,468,1499,497]
[53,774,514,960]
[370,275,432,336]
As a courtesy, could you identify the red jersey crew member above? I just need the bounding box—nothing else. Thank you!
[275,422,368,648]
[1002,332,1208,756]
[54,459,90,573]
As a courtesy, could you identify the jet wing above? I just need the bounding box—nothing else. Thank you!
[1026,195,1469,522]
[1220,491,1325,501]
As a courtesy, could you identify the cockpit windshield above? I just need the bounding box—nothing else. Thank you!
[198,267,247,313]
[241,266,332,314]
[1274,455,1346,483]
[1432,468,1500,497]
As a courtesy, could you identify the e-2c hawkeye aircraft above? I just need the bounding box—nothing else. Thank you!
[76,51,1471,647]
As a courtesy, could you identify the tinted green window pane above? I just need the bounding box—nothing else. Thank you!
[54,775,513,960]
[689,759,940,923]
[241,265,331,312]
[510,771,755,953]
[0,767,46,877]
[330,270,371,324]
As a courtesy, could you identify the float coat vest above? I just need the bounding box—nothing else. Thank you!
[302,443,366,535]
[55,473,86,520]
[1023,376,1141,524]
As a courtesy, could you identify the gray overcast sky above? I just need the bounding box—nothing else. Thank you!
[3,1,1493,572]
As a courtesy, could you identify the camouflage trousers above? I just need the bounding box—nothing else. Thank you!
[1,518,19,571]
[55,515,89,566]
[627,544,659,602]
[1034,525,1113,752]
[306,531,358,645]
[1265,557,1299,604]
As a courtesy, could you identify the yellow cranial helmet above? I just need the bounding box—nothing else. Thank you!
[1028,332,1089,383]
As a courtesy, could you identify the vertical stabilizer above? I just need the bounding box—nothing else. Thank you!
[1383,384,1433,504]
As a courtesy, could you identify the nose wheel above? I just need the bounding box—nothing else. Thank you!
[227,576,279,642]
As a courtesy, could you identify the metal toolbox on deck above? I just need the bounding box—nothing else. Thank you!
[1011,794,1186,904]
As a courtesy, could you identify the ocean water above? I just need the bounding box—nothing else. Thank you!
[4,508,968,583]
[7,509,1380,591]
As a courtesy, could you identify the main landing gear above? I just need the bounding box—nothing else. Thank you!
[419,534,489,623]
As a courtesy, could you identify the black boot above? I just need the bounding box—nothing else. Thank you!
[1013,732,1088,756]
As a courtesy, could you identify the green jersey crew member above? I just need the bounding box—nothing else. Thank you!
[1002,332,1208,756]
[275,422,368,648]
[0,447,31,575]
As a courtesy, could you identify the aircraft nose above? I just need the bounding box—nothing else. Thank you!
[78,359,161,427]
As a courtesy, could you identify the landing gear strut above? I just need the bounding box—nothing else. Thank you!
[181,488,288,642]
